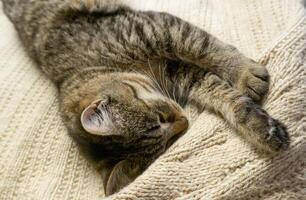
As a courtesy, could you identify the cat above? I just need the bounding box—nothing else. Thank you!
[2,0,289,196]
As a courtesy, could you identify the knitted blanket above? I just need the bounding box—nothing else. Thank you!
[0,0,305,199]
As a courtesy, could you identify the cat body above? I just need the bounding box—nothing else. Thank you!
[2,0,289,195]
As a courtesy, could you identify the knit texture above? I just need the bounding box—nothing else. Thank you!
[0,0,305,199]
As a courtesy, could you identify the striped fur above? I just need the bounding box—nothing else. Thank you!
[2,0,289,195]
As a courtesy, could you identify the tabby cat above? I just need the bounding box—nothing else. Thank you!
[2,0,289,196]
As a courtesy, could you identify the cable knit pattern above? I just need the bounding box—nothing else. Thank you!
[0,0,305,199]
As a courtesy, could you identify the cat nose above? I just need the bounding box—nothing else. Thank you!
[158,112,189,134]
[172,115,188,134]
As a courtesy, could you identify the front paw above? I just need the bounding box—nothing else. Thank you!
[235,62,269,102]
[242,105,290,152]
[265,118,290,152]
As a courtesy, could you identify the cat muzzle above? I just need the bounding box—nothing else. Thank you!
[164,116,189,147]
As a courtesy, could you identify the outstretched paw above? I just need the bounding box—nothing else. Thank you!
[266,118,290,151]
[248,108,289,152]
[236,98,289,153]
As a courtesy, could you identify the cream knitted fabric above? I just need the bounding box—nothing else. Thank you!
[0,0,305,199]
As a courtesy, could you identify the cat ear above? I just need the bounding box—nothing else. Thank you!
[81,99,114,136]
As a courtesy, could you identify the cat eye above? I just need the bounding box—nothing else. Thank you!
[147,125,161,132]
[157,112,166,123]
[157,112,176,124]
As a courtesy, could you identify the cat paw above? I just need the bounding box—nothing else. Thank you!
[236,99,289,152]
[249,110,289,152]
[264,118,290,152]
[236,62,269,102]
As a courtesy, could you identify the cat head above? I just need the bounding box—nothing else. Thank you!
[77,72,188,159]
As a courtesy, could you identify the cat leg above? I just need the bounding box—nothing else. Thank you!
[188,72,289,152]
[70,0,122,12]
[141,12,269,102]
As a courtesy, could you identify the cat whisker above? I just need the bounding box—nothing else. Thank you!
[128,67,159,94]
[158,63,171,99]
[147,59,166,96]
[136,67,161,93]
[188,107,192,122]
[172,78,178,103]
[161,63,172,99]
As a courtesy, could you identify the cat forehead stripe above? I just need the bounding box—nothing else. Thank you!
[124,78,154,93]
[123,80,165,101]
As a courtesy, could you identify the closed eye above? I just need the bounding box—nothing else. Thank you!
[147,125,161,132]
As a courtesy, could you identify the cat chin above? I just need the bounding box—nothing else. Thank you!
[165,118,189,148]
[166,130,186,149]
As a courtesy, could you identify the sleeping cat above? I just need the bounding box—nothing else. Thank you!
[2,0,289,196]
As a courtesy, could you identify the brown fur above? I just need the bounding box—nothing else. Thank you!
[2,0,289,195]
